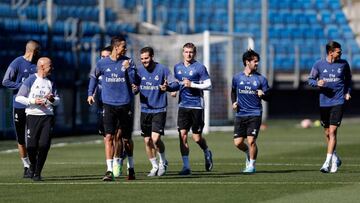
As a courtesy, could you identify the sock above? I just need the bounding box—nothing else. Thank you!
[182,156,190,169]
[325,153,332,163]
[21,157,30,168]
[113,157,120,165]
[157,152,166,164]
[249,159,256,168]
[244,149,250,161]
[127,156,134,169]
[106,159,113,172]
[149,157,158,169]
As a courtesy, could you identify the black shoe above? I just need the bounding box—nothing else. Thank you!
[32,175,43,181]
[102,171,114,181]
[24,167,34,178]
[127,168,135,180]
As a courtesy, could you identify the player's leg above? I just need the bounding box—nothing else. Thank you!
[25,115,41,179]
[113,128,124,177]
[13,108,30,177]
[233,117,250,170]
[329,104,344,173]
[121,105,135,180]
[151,112,167,176]
[191,109,212,172]
[33,116,54,181]
[243,116,261,173]
[319,106,332,173]
[177,108,191,175]
[102,104,116,181]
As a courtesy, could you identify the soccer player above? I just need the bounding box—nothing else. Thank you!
[2,40,41,178]
[173,42,213,175]
[87,35,137,181]
[308,41,352,173]
[15,57,60,181]
[231,49,270,174]
[89,46,127,177]
[133,47,178,176]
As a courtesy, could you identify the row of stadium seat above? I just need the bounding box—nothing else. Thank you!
[0,3,117,22]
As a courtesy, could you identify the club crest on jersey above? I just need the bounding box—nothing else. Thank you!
[253,81,257,86]
[337,68,341,73]
[189,70,193,76]
[155,75,159,81]
[121,67,126,72]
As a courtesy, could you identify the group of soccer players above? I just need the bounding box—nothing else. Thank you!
[2,37,352,181]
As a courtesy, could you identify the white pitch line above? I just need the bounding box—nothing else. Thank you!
[0,181,360,186]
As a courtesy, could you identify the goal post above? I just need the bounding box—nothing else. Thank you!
[127,31,254,134]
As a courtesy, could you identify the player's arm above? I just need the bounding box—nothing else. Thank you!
[258,77,271,101]
[15,78,44,106]
[160,68,180,92]
[186,78,212,90]
[231,77,238,110]
[44,82,60,106]
[344,62,352,100]
[87,65,100,105]
[308,65,324,87]
[2,65,22,90]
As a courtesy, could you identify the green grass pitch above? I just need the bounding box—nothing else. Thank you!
[1,119,360,202]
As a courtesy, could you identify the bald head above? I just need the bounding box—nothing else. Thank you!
[37,57,53,77]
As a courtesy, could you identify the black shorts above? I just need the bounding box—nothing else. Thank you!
[320,104,344,128]
[103,104,133,139]
[177,107,204,134]
[26,115,54,148]
[233,116,262,138]
[13,108,26,145]
[140,112,166,137]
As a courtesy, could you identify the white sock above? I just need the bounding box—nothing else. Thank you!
[325,153,332,163]
[249,159,256,168]
[244,149,250,161]
[21,157,30,168]
[113,157,120,165]
[157,152,166,164]
[149,157,158,169]
[182,156,190,169]
[127,156,134,168]
[106,159,113,172]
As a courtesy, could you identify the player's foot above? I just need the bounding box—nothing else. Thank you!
[157,161,168,176]
[205,150,213,171]
[330,156,342,173]
[113,163,122,177]
[147,167,158,177]
[24,166,34,178]
[102,171,115,181]
[178,167,191,175]
[320,162,330,173]
[127,168,136,180]
[23,167,30,178]
[32,174,42,181]
[243,166,256,174]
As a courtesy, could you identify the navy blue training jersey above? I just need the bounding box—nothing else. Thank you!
[2,56,37,108]
[174,61,210,109]
[232,72,270,117]
[88,56,136,106]
[135,63,178,113]
[308,59,352,107]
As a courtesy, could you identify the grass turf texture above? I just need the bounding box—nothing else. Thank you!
[0,119,360,202]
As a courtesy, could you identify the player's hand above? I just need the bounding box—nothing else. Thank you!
[170,92,177,97]
[35,98,46,106]
[122,60,130,69]
[44,93,55,103]
[317,79,325,87]
[257,89,264,97]
[345,93,351,100]
[159,80,168,91]
[232,102,238,110]
[87,96,95,105]
[131,84,139,92]
[183,79,191,87]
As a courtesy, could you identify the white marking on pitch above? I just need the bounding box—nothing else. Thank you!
[0,181,359,186]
